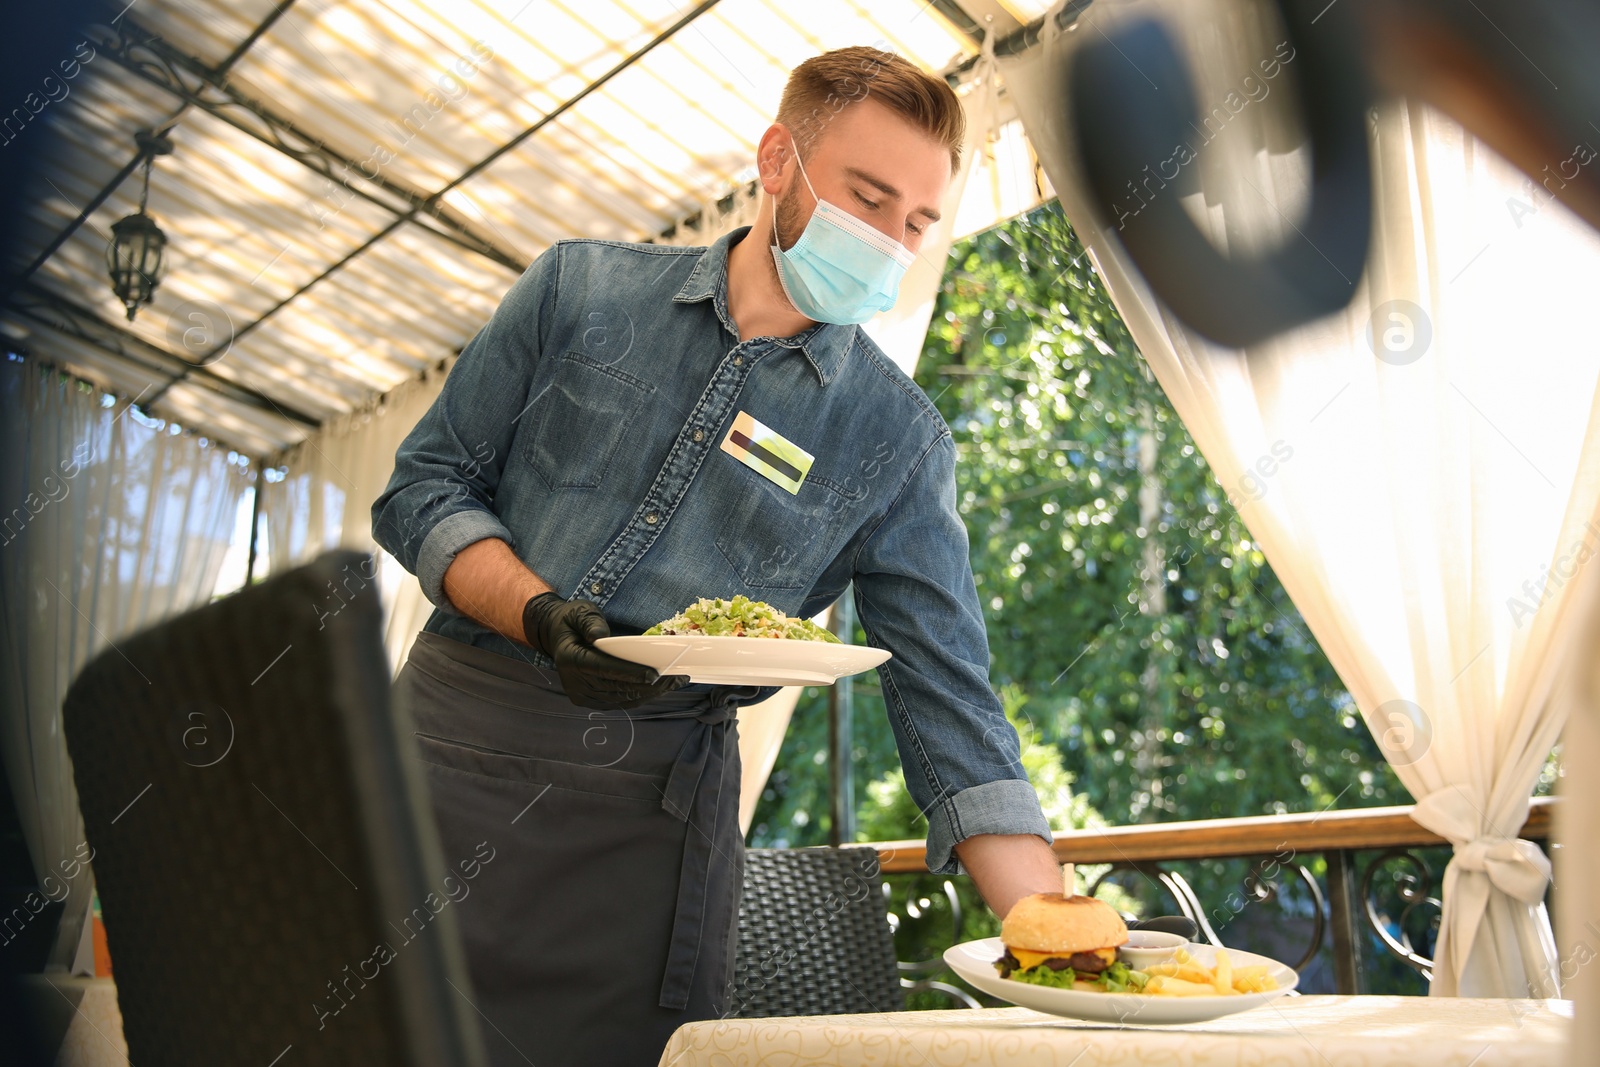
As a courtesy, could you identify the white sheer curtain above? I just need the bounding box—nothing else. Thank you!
[0,354,248,968]
[1000,0,1600,997]
[262,365,448,672]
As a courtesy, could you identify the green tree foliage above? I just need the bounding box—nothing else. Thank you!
[748,201,1405,855]
[855,684,1103,843]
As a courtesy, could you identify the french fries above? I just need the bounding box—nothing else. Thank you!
[1144,962,1213,983]
[1145,975,1217,997]
[1213,948,1232,994]
[1140,947,1277,997]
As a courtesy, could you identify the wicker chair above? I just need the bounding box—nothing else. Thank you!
[61,550,486,1066]
[730,845,905,1017]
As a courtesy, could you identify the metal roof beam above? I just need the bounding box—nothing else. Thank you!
[172,0,730,368]
[942,0,1095,83]
[85,16,531,276]
[6,280,320,429]
[924,0,997,44]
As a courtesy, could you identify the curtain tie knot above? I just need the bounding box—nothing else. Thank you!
[1412,785,1551,905]
[1452,836,1551,904]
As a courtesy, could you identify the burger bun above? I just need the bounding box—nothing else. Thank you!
[1000,893,1129,953]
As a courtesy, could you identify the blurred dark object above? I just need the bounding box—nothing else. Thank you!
[0,886,59,1067]
[1069,0,1600,348]
[731,846,905,1017]
[0,0,101,289]
[1072,1,1370,349]
[1364,0,1600,234]
[1128,914,1200,939]
[0,14,104,1061]
[61,550,487,1066]
[0,759,65,976]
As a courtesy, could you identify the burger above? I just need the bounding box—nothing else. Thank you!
[994,893,1142,991]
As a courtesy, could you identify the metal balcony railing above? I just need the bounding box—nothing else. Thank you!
[857,796,1557,1005]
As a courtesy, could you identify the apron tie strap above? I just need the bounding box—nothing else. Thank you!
[658,694,740,1010]
[660,701,734,820]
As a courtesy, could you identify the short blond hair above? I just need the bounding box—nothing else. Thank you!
[777,46,965,174]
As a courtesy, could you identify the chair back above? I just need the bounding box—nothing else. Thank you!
[62,550,486,1066]
[730,845,904,1017]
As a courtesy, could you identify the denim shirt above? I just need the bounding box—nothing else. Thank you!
[372,224,1052,875]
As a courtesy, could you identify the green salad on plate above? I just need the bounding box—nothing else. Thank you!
[642,595,839,643]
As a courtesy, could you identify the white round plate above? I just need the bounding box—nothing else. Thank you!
[943,937,1298,1025]
[593,634,891,686]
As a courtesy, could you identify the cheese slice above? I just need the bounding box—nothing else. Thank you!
[1008,945,1116,971]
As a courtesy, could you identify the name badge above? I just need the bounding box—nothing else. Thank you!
[720,411,813,495]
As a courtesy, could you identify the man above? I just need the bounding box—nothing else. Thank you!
[373,45,1063,1066]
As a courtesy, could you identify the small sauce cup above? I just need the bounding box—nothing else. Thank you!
[1117,930,1189,969]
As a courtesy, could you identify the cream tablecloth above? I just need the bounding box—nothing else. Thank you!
[657,996,1572,1067]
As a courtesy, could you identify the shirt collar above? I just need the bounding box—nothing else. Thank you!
[672,224,855,386]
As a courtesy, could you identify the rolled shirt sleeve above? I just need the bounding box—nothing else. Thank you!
[851,431,1055,876]
[371,245,559,613]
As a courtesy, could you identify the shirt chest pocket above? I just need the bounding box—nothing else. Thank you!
[715,471,857,590]
[524,352,655,489]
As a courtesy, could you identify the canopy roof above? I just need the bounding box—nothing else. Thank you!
[3,0,1053,456]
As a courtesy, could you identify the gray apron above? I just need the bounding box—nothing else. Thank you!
[394,630,755,1067]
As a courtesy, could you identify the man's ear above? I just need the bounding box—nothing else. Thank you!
[756,123,795,195]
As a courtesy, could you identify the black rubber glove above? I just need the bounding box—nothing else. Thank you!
[522,592,689,709]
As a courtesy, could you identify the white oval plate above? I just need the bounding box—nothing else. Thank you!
[593,634,890,687]
[944,937,1298,1026]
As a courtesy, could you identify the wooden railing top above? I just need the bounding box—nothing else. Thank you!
[868,795,1556,874]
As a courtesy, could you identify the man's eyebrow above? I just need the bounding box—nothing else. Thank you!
[843,165,942,223]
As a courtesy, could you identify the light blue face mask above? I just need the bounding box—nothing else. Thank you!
[770,151,917,325]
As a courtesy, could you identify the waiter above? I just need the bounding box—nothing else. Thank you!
[373,45,1063,1067]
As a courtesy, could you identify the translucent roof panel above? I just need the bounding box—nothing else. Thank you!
[2,0,982,456]
[996,1,1057,19]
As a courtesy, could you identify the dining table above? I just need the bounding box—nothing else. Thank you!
[656,995,1572,1067]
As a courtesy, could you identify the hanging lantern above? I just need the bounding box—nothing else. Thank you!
[107,212,166,321]
[106,129,173,322]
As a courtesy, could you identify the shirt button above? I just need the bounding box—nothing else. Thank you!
[589,581,603,595]
[692,428,705,442]
[732,355,744,366]
[644,511,660,525]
